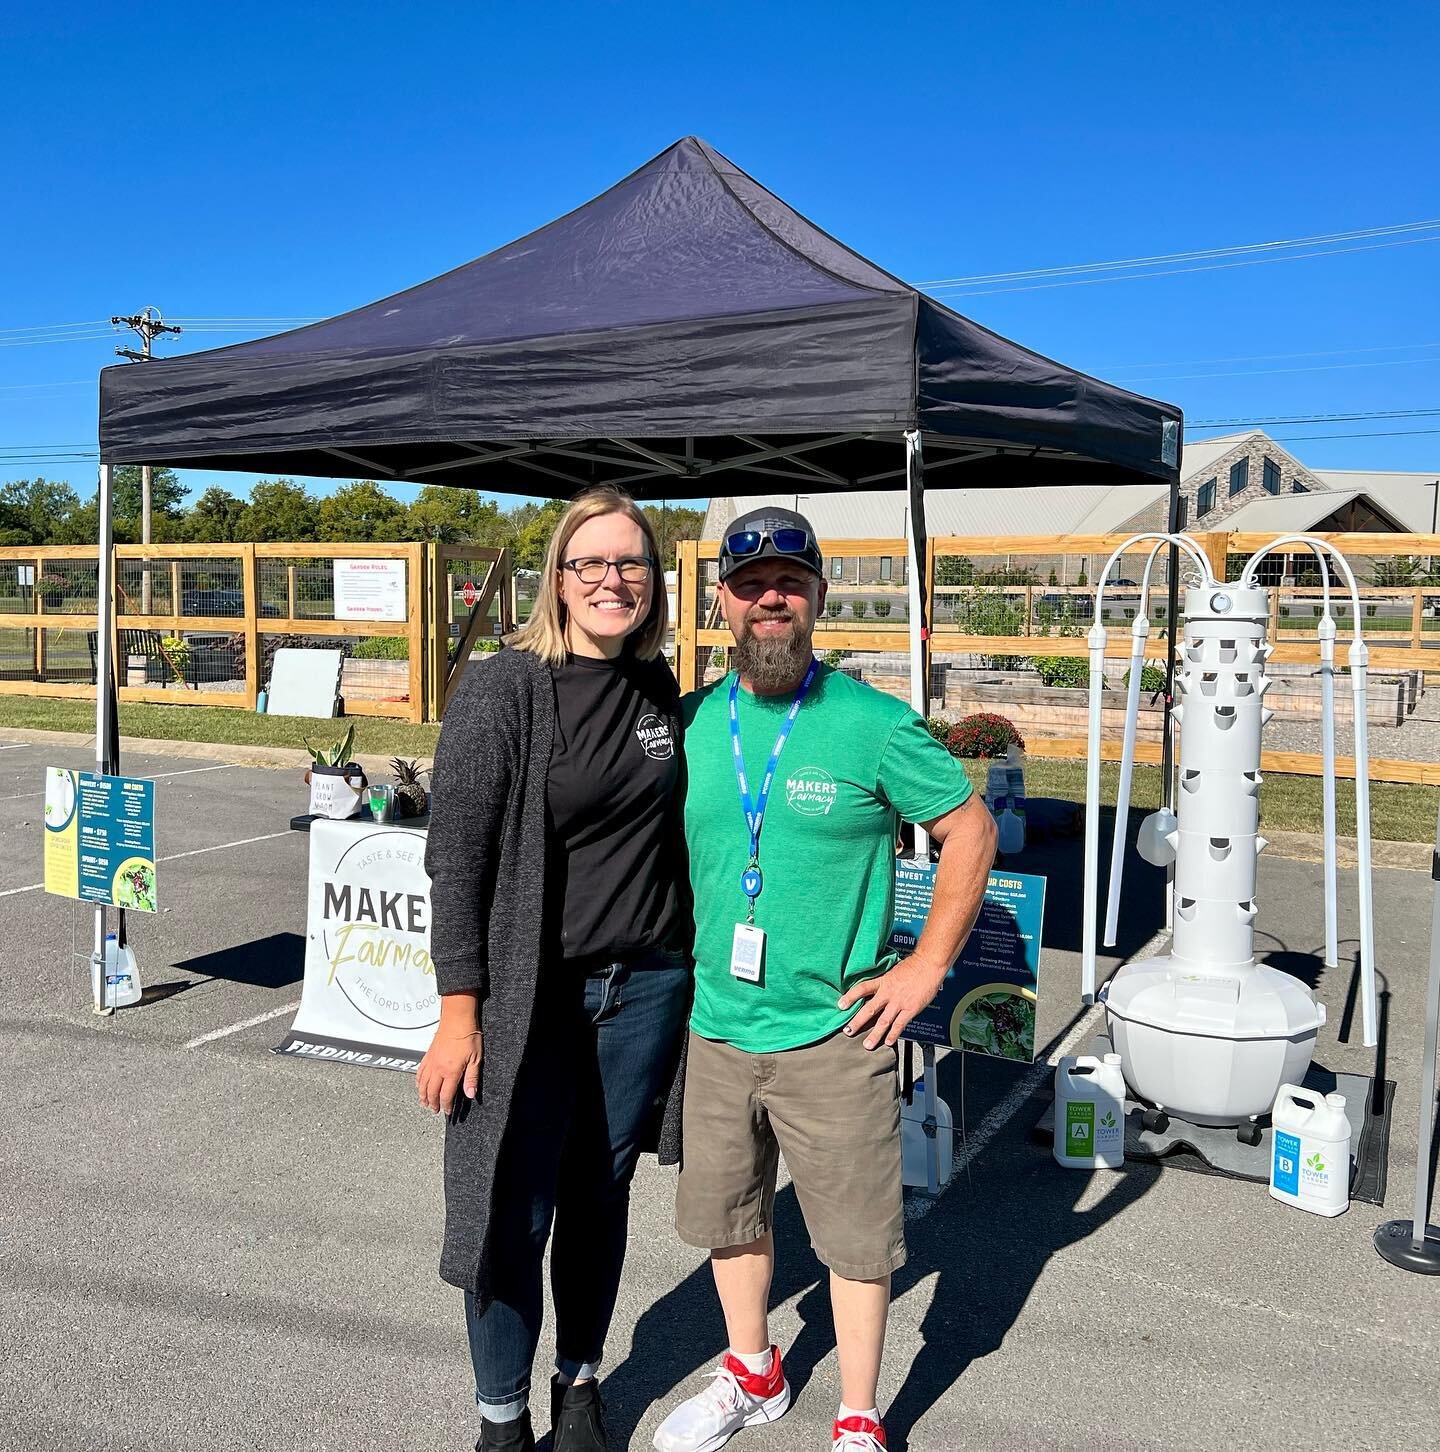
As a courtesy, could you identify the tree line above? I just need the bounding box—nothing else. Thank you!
[0,471,705,570]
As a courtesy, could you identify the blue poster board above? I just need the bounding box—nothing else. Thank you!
[889,861,1045,1061]
[44,769,157,912]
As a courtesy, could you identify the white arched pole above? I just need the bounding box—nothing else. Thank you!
[1242,536,1377,1045]
[1082,532,1214,1003]
[1104,540,1170,946]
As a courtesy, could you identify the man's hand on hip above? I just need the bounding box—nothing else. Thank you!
[838,955,948,1051]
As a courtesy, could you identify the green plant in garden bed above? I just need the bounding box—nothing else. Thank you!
[350,636,411,660]
[1123,663,1167,693]
[159,635,190,682]
[873,599,892,619]
[1032,655,1091,689]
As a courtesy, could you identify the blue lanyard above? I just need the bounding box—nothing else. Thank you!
[729,658,817,915]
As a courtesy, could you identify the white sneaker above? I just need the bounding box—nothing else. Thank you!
[833,1414,888,1450]
[652,1346,791,1452]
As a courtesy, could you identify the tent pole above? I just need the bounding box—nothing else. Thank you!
[904,429,930,857]
[904,427,943,1195]
[93,464,116,1012]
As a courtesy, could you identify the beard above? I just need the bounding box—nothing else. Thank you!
[733,608,813,692]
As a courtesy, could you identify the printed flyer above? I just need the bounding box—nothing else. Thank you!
[44,768,157,912]
[889,861,1045,1061]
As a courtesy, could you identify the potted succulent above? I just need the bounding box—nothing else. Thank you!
[303,723,367,819]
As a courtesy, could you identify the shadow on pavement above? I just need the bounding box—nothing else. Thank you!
[604,1107,1159,1449]
[173,932,306,989]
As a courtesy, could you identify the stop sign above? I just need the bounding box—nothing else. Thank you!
[460,580,479,608]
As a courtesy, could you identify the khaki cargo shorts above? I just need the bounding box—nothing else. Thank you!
[675,1027,905,1280]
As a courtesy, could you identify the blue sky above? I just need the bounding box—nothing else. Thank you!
[3,1,1437,505]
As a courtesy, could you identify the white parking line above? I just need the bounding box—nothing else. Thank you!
[0,742,31,750]
[160,828,294,863]
[0,762,236,803]
[3,826,297,899]
[185,999,301,1049]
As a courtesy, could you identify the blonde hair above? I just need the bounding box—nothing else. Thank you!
[509,487,668,665]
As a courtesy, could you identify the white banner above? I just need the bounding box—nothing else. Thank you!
[333,557,407,622]
[275,819,439,1072]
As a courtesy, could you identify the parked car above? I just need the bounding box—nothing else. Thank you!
[180,588,281,617]
[1035,592,1095,621]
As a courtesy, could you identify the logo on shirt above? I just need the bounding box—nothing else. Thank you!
[786,767,838,815]
[635,713,674,760]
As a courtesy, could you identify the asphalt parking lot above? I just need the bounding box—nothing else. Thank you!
[2,730,1437,1451]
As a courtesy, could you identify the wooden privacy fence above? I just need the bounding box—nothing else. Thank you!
[0,542,514,724]
[675,531,1440,786]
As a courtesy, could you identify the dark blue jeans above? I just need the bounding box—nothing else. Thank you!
[465,946,690,1420]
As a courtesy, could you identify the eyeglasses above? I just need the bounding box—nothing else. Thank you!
[724,527,814,559]
[562,556,656,585]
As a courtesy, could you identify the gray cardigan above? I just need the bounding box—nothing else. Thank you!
[424,645,688,1298]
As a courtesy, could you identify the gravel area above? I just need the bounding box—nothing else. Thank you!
[1268,683,1440,763]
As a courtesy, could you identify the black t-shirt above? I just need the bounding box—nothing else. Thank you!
[545,651,683,962]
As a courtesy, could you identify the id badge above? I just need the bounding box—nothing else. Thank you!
[730,922,765,983]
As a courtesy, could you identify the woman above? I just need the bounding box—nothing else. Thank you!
[419,487,691,1452]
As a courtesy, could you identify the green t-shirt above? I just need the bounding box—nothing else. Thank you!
[682,662,973,1053]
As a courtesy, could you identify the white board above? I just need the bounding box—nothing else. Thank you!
[333,558,407,622]
[268,647,343,718]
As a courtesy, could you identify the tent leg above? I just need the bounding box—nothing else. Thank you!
[92,464,116,1014]
[904,430,930,860]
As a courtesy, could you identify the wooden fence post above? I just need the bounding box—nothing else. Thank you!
[675,539,700,692]
[406,542,425,724]
[242,544,259,710]
[1412,586,1424,650]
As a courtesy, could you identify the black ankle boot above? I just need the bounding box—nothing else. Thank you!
[476,1408,535,1451]
[551,1374,607,1451]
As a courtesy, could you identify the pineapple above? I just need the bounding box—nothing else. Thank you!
[389,758,429,818]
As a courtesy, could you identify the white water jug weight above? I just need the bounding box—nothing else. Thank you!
[1269,1084,1350,1217]
[1054,1054,1126,1169]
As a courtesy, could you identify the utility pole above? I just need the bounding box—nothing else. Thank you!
[111,309,181,612]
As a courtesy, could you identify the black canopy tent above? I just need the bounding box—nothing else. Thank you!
[96,130,1181,720]
[100,136,1179,496]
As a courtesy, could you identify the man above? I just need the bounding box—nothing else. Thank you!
[654,507,996,1452]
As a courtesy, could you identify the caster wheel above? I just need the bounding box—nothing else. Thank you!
[1141,1108,1170,1134]
[1237,1121,1263,1147]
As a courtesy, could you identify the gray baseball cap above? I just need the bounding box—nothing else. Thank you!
[718,505,824,584]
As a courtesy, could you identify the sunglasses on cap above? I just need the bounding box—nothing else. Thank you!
[723,527,814,558]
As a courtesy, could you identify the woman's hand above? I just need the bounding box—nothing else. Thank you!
[418,991,483,1114]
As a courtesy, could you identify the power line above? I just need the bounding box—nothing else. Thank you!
[1114,355,1440,385]
[1102,341,1440,373]
[1189,408,1440,429]
[917,217,1440,288]
[927,234,1440,298]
